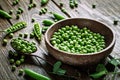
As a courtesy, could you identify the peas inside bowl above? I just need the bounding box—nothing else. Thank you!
[50,25,105,54]
[45,18,115,66]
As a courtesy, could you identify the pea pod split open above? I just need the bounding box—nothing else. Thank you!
[33,23,42,41]
[4,21,27,35]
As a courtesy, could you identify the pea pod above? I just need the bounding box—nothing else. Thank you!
[33,23,42,41]
[24,68,51,80]
[41,0,49,6]
[42,19,54,26]
[0,9,12,19]
[52,12,65,21]
[4,21,27,35]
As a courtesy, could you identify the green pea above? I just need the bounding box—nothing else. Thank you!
[60,2,63,7]
[2,39,7,46]
[70,3,75,8]
[9,10,13,15]
[19,33,23,37]
[16,14,20,19]
[17,10,21,14]
[31,18,35,22]
[61,8,67,13]
[9,59,15,64]
[33,3,36,7]
[113,20,118,25]
[92,4,96,9]
[18,7,24,13]
[30,32,34,38]
[18,69,24,75]
[24,33,28,38]
[11,65,16,71]
[15,60,21,66]
[39,11,42,15]
[30,0,33,3]
[9,33,14,38]
[41,8,47,14]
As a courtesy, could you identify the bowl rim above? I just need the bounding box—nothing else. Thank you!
[45,18,116,56]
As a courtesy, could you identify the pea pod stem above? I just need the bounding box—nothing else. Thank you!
[0,9,12,19]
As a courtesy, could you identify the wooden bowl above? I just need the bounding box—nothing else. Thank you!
[45,18,115,66]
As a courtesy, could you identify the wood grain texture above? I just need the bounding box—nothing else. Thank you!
[0,0,120,80]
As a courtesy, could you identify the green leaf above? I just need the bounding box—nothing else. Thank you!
[89,64,108,79]
[52,61,66,75]
[109,59,120,66]
[90,70,107,79]
[56,68,66,75]
[53,61,62,73]
[96,64,107,72]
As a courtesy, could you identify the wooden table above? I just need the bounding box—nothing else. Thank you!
[0,0,120,80]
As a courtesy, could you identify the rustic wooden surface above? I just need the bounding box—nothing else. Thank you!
[0,0,120,80]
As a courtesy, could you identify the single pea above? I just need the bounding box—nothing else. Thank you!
[20,58,24,63]
[15,60,21,66]
[113,20,118,25]
[39,11,42,15]
[28,5,32,10]
[16,14,20,19]
[30,0,33,3]
[9,10,13,14]
[60,2,63,7]
[9,59,15,64]
[18,7,23,12]
[92,4,96,9]
[12,1,17,6]
[61,8,67,13]
[8,50,14,56]
[8,33,14,38]
[31,18,35,22]
[74,0,78,7]
[33,3,36,7]
[30,32,34,38]
[18,69,24,75]
[13,52,18,57]
[70,3,75,8]
[17,10,21,14]
[19,33,22,37]
[2,39,7,46]
[24,33,28,38]
[41,8,46,14]
[11,65,16,71]
[21,55,25,59]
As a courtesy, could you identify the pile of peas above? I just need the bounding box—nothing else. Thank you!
[11,38,37,54]
[50,25,105,54]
